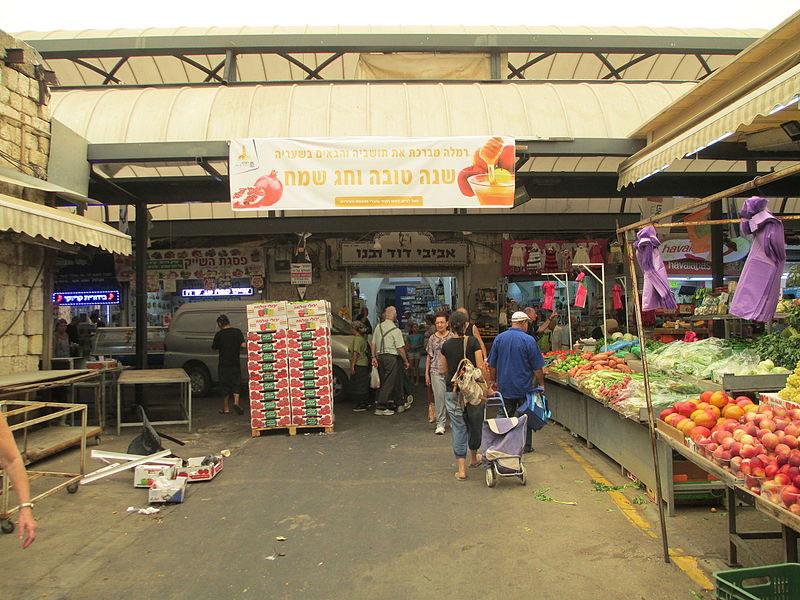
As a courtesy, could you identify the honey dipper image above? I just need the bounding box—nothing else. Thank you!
[456,137,515,205]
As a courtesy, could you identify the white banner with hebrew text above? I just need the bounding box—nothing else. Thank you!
[229,136,515,211]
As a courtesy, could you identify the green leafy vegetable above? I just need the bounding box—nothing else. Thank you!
[534,487,577,505]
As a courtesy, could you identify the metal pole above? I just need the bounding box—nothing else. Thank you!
[710,200,725,338]
[134,201,148,406]
[624,234,671,563]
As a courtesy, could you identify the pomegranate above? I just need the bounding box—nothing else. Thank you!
[253,170,284,206]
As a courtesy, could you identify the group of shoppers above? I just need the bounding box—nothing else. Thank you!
[348,304,546,481]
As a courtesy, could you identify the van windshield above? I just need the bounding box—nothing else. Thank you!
[331,313,356,336]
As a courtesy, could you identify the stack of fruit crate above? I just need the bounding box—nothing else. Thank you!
[286,301,334,429]
[246,302,290,431]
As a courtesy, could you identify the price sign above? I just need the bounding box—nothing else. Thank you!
[291,263,313,285]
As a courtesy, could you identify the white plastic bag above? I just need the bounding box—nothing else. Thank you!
[370,366,381,389]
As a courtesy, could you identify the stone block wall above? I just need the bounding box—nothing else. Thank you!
[0,31,51,373]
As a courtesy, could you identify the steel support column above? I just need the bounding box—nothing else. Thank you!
[710,200,725,337]
[134,202,148,376]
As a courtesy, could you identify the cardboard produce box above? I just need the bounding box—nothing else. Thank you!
[291,397,333,408]
[287,357,331,372]
[292,414,333,426]
[177,456,223,482]
[287,328,329,341]
[251,415,291,429]
[248,315,289,331]
[249,399,291,411]
[292,406,332,418]
[249,389,289,402]
[286,337,330,351]
[148,476,188,503]
[290,385,332,399]
[133,463,179,488]
[286,300,329,318]
[247,330,287,343]
[289,374,332,387]
[246,301,287,319]
[287,314,332,330]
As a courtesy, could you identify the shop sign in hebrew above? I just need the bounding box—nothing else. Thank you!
[116,247,265,292]
[340,232,467,266]
[229,136,516,210]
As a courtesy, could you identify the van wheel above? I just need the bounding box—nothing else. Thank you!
[185,364,211,397]
[332,367,348,402]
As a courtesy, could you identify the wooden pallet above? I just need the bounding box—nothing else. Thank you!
[251,424,334,437]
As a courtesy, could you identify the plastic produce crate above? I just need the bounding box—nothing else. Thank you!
[715,563,800,600]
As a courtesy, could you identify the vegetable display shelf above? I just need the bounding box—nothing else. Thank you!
[545,374,725,516]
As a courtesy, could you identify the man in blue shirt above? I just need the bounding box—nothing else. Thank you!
[487,311,545,453]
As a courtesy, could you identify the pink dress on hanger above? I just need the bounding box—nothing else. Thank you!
[542,281,556,310]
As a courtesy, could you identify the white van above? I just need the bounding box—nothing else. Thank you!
[163,300,355,399]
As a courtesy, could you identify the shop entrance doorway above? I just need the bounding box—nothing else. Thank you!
[349,272,460,330]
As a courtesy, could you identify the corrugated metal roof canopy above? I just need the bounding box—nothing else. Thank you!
[50,81,695,144]
[618,10,800,189]
[17,25,765,85]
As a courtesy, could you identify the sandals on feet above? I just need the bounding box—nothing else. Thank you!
[219,409,232,414]
[455,472,468,481]
[233,404,244,415]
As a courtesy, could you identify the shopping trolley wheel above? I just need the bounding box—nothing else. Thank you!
[519,464,527,486]
[67,483,79,494]
[486,466,497,488]
[1,519,14,534]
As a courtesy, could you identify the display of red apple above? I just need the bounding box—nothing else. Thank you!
[659,392,800,511]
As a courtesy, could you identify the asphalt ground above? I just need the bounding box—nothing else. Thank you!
[1,386,788,600]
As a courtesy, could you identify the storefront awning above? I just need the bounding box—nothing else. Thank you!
[0,194,131,255]
[0,164,95,205]
[617,63,800,188]
[617,11,800,190]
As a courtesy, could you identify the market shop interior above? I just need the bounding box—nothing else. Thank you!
[350,274,458,329]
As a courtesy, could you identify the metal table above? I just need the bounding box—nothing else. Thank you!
[116,369,192,435]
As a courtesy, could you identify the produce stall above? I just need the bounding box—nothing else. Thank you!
[544,344,791,517]
[612,164,800,563]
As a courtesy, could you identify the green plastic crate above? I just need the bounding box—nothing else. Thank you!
[715,563,800,600]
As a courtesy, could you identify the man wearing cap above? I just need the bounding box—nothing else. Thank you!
[487,311,545,453]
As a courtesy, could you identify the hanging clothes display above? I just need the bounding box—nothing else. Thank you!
[607,242,624,264]
[526,244,543,270]
[542,281,556,310]
[588,242,604,264]
[543,246,558,272]
[729,196,786,323]
[573,244,590,265]
[559,248,573,273]
[509,242,527,268]
[573,272,587,308]
[612,284,623,311]
[634,226,677,311]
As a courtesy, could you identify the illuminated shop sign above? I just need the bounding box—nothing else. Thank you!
[181,287,254,297]
[53,291,120,306]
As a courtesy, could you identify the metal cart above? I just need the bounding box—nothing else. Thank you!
[0,399,88,534]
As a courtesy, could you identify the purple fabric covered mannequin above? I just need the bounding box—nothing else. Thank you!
[635,226,677,311]
[729,197,785,323]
